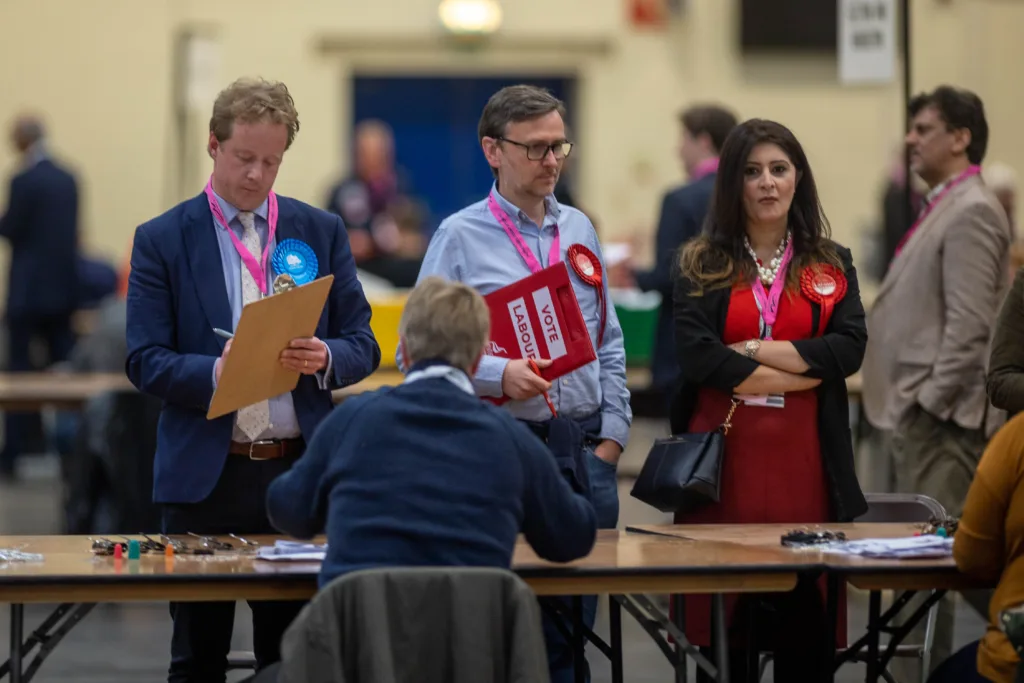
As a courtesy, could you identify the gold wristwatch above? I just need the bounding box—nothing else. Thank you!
[744,339,761,359]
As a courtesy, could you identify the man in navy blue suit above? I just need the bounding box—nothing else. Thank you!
[125,78,380,682]
[610,104,737,395]
[0,116,80,478]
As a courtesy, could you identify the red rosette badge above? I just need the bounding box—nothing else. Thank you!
[800,264,847,335]
[567,244,608,347]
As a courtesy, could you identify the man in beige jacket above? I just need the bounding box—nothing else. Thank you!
[862,84,1011,680]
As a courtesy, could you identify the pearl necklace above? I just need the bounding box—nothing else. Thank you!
[744,231,790,286]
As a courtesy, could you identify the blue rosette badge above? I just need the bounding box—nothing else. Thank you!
[271,239,318,287]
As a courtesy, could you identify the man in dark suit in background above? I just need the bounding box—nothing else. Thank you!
[610,104,737,395]
[0,116,80,479]
[126,77,380,681]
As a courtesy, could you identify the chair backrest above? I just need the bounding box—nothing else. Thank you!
[855,492,948,524]
[277,566,550,683]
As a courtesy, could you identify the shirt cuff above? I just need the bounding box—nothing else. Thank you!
[314,342,334,391]
[599,411,630,451]
[473,355,509,398]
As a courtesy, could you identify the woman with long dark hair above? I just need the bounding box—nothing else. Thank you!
[671,119,868,680]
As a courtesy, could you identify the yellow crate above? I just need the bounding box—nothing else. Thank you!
[369,295,408,367]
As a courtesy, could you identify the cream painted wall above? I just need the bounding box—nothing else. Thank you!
[0,0,1019,281]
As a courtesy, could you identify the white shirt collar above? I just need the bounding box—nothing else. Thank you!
[403,364,475,395]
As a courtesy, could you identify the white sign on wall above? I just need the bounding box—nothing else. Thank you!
[185,35,222,109]
[838,0,897,85]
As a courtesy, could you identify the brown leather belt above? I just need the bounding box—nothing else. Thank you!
[229,438,304,461]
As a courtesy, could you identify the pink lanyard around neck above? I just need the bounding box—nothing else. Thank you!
[749,240,794,340]
[691,157,719,181]
[204,178,279,295]
[893,165,981,259]
[487,193,560,273]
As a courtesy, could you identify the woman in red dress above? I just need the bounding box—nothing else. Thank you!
[670,119,868,681]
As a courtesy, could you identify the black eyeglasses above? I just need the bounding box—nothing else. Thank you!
[497,137,573,161]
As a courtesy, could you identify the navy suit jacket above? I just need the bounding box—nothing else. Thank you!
[125,192,381,504]
[0,159,79,318]
[634,173,716,391]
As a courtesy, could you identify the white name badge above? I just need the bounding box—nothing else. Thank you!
[734,393,785,409]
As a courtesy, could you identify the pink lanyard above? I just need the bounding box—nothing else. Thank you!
[487,193,560,273]
[204,178,279,295]
[893,165,981,259]
[690,157,719,181]
[749,240,794,341]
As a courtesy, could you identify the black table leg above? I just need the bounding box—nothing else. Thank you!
[673,594,687,683]
[609,596,623,683]
[825,573,839,683]
[572,596,586,683]
[865,591,881,683]
[10,604,23,683]
[712,594,730,683]
[744,599,759,683]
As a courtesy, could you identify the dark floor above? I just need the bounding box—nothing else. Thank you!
[0,419,987,682]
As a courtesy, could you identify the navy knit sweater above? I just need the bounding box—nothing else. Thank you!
[266,367,598,586]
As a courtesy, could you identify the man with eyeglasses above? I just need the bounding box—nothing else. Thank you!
[403,84,631,683]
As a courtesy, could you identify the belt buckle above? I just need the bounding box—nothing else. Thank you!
[248,439,278,461]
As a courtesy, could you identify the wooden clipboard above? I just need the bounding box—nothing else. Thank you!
[207,275,334,420]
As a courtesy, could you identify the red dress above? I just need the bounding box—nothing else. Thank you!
[674,279,846,648]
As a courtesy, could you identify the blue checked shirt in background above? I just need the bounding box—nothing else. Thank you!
[398,186,632,449]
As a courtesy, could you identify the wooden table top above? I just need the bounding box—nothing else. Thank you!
[0,530,810,603]
[0,372,134,410]
[0,522,982,603]
[627,523,981,590]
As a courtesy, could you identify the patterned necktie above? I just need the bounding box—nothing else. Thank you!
[234,211,271,441]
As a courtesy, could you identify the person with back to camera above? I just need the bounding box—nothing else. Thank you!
[265,275,598,583]
[670,118,868,682]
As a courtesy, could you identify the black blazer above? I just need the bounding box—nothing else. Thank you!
[0,158,79,317]
[634,173,717,391]
[669,243,868,522]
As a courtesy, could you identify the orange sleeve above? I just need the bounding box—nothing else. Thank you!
[953,415,1024,580]
[117,248,131,299]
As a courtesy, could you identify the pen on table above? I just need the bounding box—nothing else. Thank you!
[213,328,234,340]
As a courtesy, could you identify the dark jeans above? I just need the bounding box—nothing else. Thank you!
[543,447,620,683]
[926,640,993,683]
[162,454,306,683]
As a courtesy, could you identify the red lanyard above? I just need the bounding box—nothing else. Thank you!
[487,193,560,273]
[893,165,982,259]
[749,240,794,341]
[205,178,279,295]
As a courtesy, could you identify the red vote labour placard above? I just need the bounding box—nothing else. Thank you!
[483,262,597,405]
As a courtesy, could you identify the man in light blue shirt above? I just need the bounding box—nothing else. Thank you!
[402,84,631,683]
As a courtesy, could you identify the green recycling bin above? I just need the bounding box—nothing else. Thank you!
[610,288,661,367]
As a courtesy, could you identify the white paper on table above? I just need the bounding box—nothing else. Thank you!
[819,535,952,559]
[255,540,327,562]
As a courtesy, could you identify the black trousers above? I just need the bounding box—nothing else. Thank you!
[162,453,306,683]
[2,313,75,473]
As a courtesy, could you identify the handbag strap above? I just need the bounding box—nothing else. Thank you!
[719,398,740,435]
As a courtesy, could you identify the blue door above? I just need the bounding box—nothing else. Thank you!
[351,75,576,232]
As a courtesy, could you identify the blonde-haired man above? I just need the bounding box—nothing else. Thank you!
[267,275,597,588]
[126,77,380,681]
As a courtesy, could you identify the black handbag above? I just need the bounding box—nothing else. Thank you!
[629,398,739,514]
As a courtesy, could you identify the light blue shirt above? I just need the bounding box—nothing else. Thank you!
[399,186,632,449]
[209,190,332,442]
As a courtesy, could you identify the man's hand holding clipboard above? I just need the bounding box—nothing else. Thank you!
[207,274,335,420]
